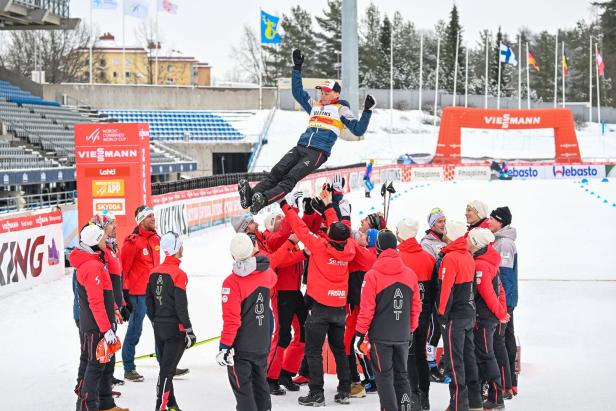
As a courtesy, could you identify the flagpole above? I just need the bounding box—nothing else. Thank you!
[433,37,440,134]
[258,10,263,111]
[89,0,93,84]
[589,35,593,123]
[418,33,423,110]
[562,41,565,108]
[464,45,469,107]
[526,42,531,109]
[553,31,558,107]
[389,21,393,131]
[453,30,459,107]
[122,0,126,84]
[497,42,502,109]
[518,35,521,109]
[595,42,601,127]
[155,1,159,85]
[484,35,488,108]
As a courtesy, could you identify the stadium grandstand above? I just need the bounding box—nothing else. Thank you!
[0,0,77,30]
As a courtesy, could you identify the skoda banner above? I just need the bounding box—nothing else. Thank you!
[74,123,152,244]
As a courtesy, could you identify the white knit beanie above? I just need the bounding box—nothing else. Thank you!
[467,200,489,219]
[160,232,182,256]
[396,218,419,241]
[80,224,105,247]
[230,233,255,261]
[264,212,281,232]
[445,220,467,242]
[468,228,495,248]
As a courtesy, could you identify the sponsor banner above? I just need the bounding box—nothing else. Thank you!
[410,166,445,182]
[0,211,64,296]
[75,123,151,243]
[550,164,605,179]
[1,168,75,185]
[505,165,547,180]
[379,167,402,185]
[453,165,491,180]
[155,203,188,236]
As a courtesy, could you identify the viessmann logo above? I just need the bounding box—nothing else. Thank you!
[77,148,138,162]
[484,114,541,129]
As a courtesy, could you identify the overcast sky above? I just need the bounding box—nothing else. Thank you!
[72,0,598,82]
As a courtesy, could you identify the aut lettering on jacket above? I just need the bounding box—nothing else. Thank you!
[255,292,265,326]
[393,288,404,320]
[155,275,163,305]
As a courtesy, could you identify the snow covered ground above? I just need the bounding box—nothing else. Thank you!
[253,109,616,170]
[2,178,616,410]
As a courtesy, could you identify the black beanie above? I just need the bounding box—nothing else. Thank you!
[490,206,512,227]
[328,222,350,242]
[376,229,397,252]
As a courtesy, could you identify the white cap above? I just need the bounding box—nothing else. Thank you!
[445,220,467,242]
[396,218,419,241]
[467,200,489,219]
[230,233,255,261]
[160,232,182,256]
[264,212,281,232]
[468,228,495,249]
[80,224,105,247]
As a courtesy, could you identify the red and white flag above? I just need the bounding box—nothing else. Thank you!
[158,0,178,14]
[596,50,605,77]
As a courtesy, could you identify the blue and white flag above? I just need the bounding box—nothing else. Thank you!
[499,43,517,66]
[261,10,281,44]
[124,0,149,19]
[92,0,117,10]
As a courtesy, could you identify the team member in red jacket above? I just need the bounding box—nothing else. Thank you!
[397,217,436,410]
[468,228,510,410]
[71,224,128,411]
[465,201,490,231]
[218,233,278,411]
[280,192,356,406]
[146,232,196,411]
[438,221,482,411]
[121,205,161,382]
[354,230,421,411]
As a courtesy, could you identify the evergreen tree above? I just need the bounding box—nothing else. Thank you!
[358,3,382,88]
[377,15,392,90]
[596,0,616,89]
[392,11,420,90]
[314,0,342,79]
[441,5,464,93]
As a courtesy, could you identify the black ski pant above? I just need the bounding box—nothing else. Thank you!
[442,317,482,411]
[253,145,328,204]
[505,308,518,387]
[370,341,412,411]
[427,305,442,357]
[347,336,375,383]
[76,331,115,411]
[408,308,431,394]
[277,290,307,348]
[228,351,271,411]
[473,318,503,405]
[154,322,186,411]
[304,301,351,394]
[75,329,88,398]
[493,320,512,391]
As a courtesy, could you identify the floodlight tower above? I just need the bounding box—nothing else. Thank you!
[342,0,359,114]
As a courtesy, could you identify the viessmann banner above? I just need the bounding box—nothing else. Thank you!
[74,123,152,244]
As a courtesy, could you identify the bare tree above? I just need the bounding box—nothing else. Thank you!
[230,25,265,84]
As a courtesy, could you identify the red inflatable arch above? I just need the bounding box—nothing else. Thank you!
[433,107,582,164]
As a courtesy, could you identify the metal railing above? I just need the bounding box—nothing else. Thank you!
[0,190,75,213]
[247,106,277,172]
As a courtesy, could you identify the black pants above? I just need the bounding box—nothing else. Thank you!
[474,318,503,405]
[347,336,375,383]
[76,331,115,411]
[493,321,512,391]
[428,305,442,348]
[408,309,431,394]
[154,323,186,410]
[253,145,328,204]
[505,308,518,387]
[371,342,412,411]
[442,317,481,411]
[304,301,351,394]
[228,351,271,411]
[277,291,308,348]
[75,329,88,397]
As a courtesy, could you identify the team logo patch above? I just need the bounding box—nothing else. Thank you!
[221,287,231,295]
[143,248,149,256]
[222,295,228,303]
[155,245,160,251]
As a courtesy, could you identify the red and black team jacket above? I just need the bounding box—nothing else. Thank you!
[399,237,436,312]
[104,242,124,309]
[347,243,377,307]
[281,202,356,307]
[121,227,161,295]
[70,246,115,334]
[437,237,476,322]
[271,240,305,292]
[220,255,277,353]
[356,248,422,343]
[473,246,508,322]
[145,256,192,332]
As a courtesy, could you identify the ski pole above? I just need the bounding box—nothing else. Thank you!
[115,335,221,366]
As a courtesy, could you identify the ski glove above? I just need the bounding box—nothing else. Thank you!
[292,49,304,70]
[120,306,131,322]
[302,197,314,215]
[354,332,367,356]
[104,329,117,345]
[217,345,235,367]
[332,173,345,192]
[339,199,351,219]
[364,94,376,111]
[123,290,133,313]
[310,197,326,216]
[185,327,197,349]
[285,190,304,208]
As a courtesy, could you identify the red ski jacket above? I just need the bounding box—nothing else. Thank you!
[474,246,508,321]
[104,242,124,308]
[220,256,277,353]
[347,244,377,307]
[146,256,192,332]
[399,237,436,310]
[437,237,476,321]
[356,248,422,343]
[71,247,115,334]
[281,202,355,307]
[263,216,293,252]
[121,227,160,295]
[272,240,305,291]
